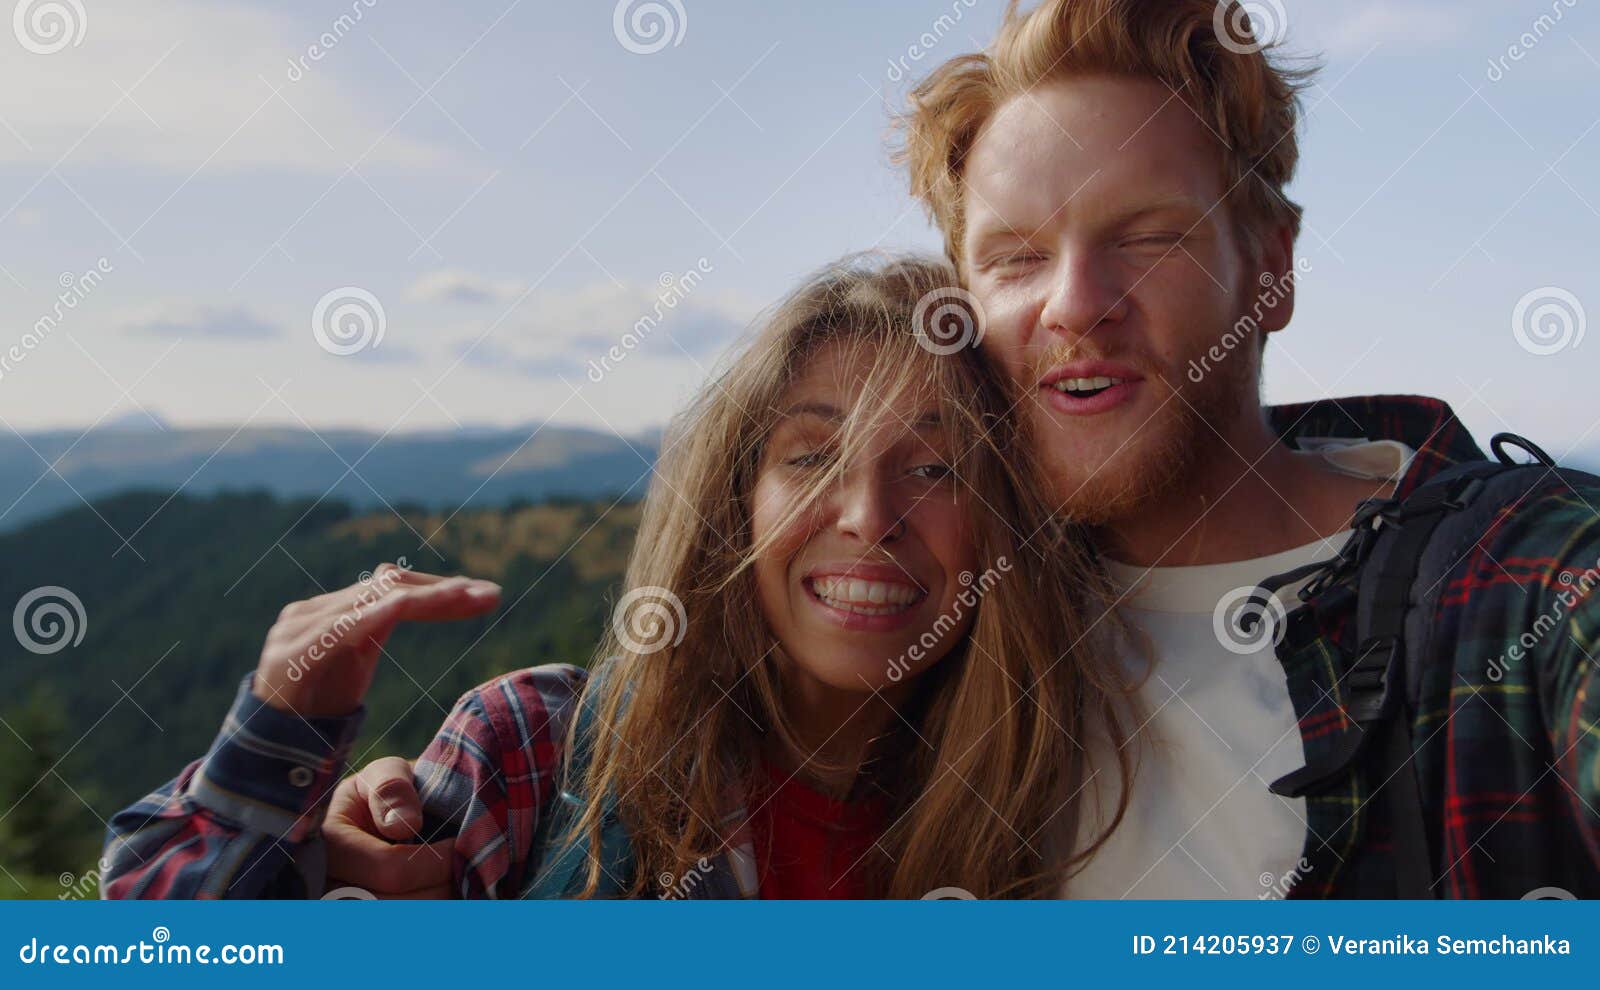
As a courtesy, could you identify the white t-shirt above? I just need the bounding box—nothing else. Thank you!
[1064,439,1412,898]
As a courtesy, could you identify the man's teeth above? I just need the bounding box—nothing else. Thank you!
[811,576,920,613]
[1053,376,1128,395]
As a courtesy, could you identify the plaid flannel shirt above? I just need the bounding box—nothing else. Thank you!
[102,394,1600,899]
[1269,395,1600,897]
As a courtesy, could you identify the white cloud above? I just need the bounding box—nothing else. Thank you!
[0,0,456,173]
[123,303,281,339]
[405,270,528,305]
[452,274,754,380]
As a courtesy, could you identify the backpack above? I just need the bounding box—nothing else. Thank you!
[1253,433,1600,897]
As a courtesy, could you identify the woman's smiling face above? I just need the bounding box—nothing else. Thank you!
[751,341,981,699]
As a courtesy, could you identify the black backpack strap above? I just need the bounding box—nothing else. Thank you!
[1264,446,1542,896]
[1264,431,1600,898]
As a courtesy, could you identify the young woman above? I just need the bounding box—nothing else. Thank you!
[102,254,1138,900]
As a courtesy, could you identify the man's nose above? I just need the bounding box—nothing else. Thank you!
[1038,251,1130,341]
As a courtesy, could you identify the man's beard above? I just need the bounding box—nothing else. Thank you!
[1031,339,1256,527]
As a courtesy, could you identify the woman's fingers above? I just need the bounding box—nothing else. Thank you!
[255,572,500,718]
[296,566,465,617]
[355,756,423,840]
[275,578,500,663]
[323,815,453,896]
[323,763,451,896]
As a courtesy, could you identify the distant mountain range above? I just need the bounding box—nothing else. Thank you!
[0,421,661,533]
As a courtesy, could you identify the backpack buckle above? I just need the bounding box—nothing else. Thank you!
[1346,635,1401,722]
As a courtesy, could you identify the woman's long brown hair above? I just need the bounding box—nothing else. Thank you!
[561,253,1138,898]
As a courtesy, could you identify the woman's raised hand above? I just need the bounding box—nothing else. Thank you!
[252,562,502,718]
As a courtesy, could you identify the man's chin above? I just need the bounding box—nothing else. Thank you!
[1040,418,1197,527]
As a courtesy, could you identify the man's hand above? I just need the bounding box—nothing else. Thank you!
[253,563,501,718]
[325,757,451,899]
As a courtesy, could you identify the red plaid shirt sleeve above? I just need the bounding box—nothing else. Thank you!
[102,664,588,900]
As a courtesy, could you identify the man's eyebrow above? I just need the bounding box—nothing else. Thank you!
[1116,194,1212,224]
[968,194,1212,247]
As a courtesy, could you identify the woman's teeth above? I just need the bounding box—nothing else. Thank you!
[1053,376,1127,397]
[810,576,920,614]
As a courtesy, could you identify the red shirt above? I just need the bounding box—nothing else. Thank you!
[750,761,886,899]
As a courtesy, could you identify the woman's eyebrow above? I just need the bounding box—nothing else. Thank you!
[779,402,944,432]
[780,401,842,422]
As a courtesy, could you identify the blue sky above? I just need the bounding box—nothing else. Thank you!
[0,0,1596,464]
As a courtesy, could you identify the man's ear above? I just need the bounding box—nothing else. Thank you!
[1255,224,1297,336]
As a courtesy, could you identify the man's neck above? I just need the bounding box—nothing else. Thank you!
[1096,420,1395,569]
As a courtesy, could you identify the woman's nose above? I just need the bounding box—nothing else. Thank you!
[831,471,906,546]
